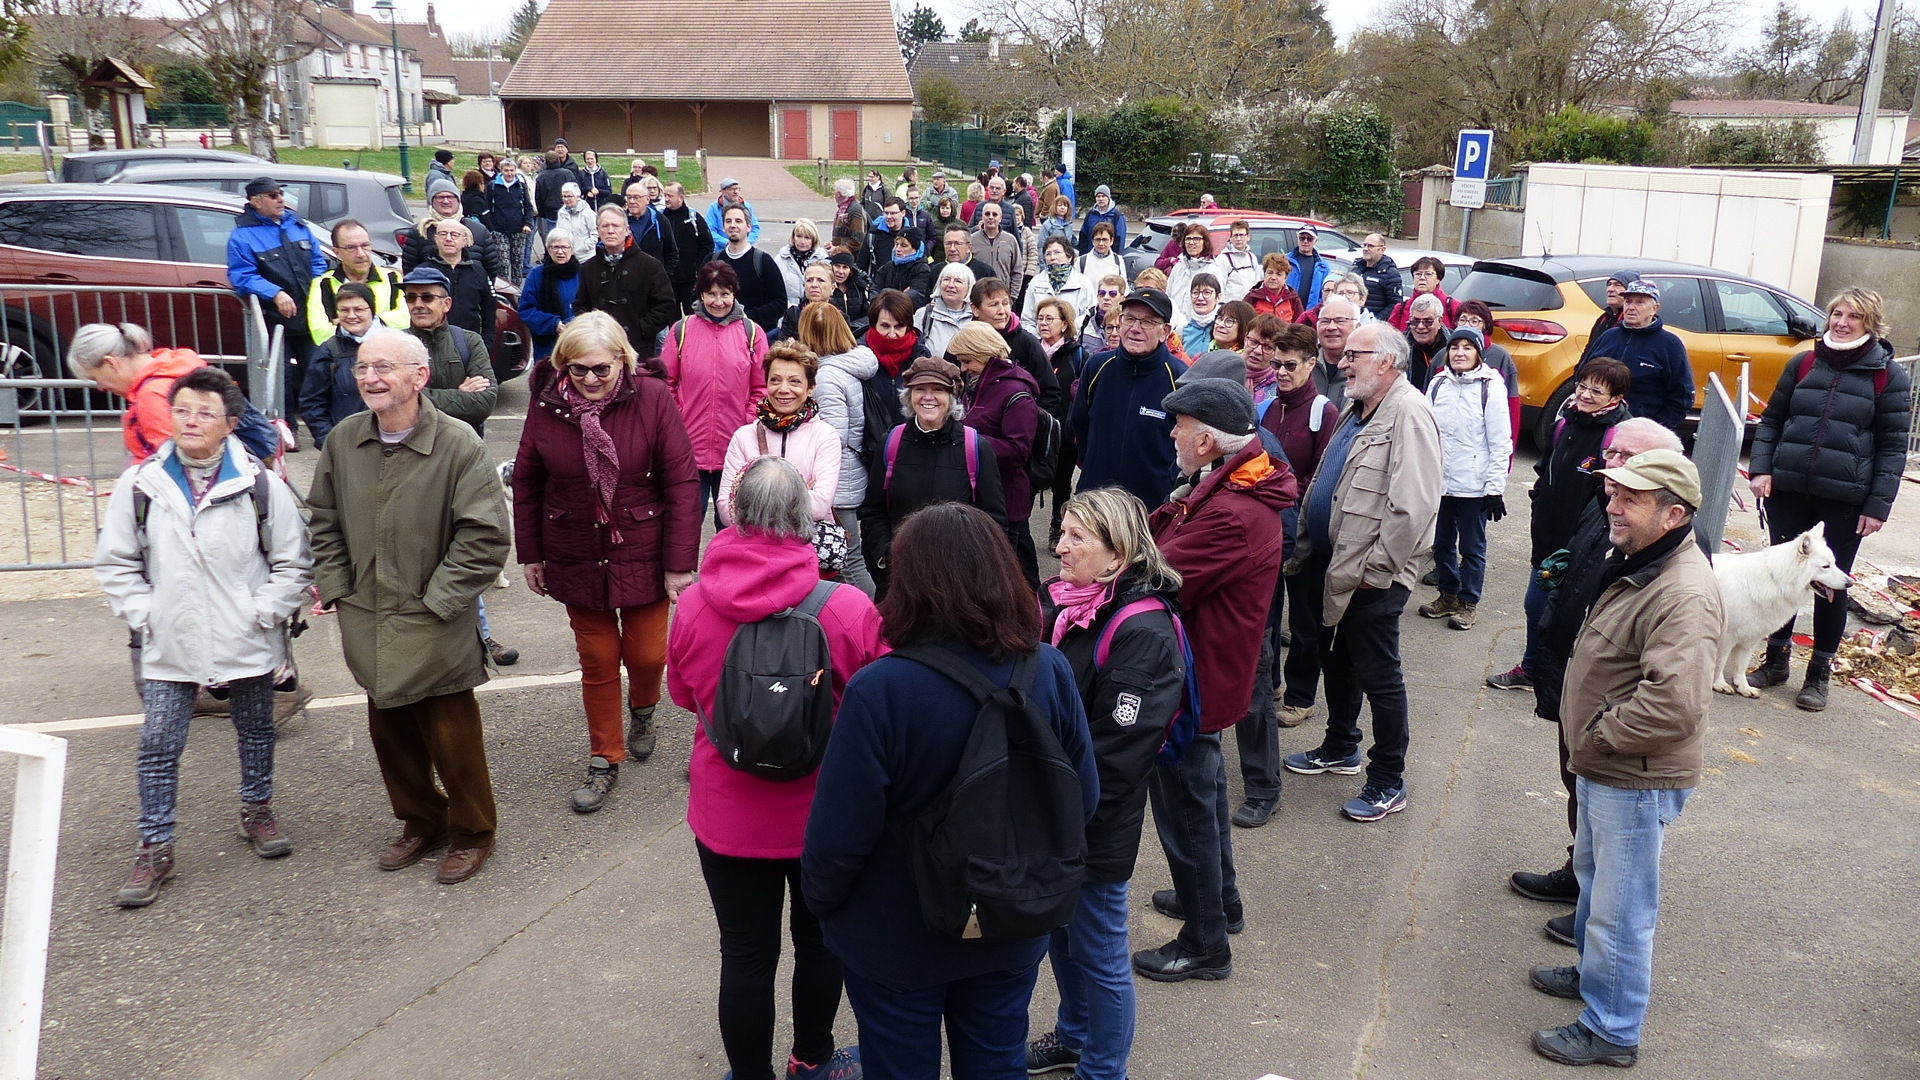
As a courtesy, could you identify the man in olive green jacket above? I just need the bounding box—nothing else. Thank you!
[307,328,510,885]
[399,266,496,436]
[1529,449,1723,1068]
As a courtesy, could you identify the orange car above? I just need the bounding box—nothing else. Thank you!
[1453,256,1825,447]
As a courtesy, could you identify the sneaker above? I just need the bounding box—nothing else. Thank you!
[571,757,619,814]
[1447,603,1478,630]
[1532,1022,1638,1067]
[627,704,657,762]
[1132,938,1232,982]
[1283,747,1364,775]
[1545,912,1576,947]
[1025,1031,1080,1075]
[1274,701,1313,727]
[114,843,175,908]
[1150,888,1245,934]
[1529,964,1581,999]
[1231,797,1274,828]
[1418,594,1461,619]
[789,1046,862,1080]
[239,801,293,858]
[1342,783,1407,822]
[1510,864,1578,904]
[487,638,519,666]
[1486,664,1534,691]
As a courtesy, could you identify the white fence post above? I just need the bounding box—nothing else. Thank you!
[0,726,65,1080]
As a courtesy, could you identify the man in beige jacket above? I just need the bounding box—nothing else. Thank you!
[1527,448,1722,1067]
[1282,322,1442,822]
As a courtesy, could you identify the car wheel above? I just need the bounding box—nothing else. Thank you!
[1533,377,1575,451]
[1,313,77,420]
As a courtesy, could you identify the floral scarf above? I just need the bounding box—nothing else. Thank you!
[756,396,819,432]
[1246,365,1279,405]
[562,376,624,543]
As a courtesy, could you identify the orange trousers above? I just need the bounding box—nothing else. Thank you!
[566,600,669,763]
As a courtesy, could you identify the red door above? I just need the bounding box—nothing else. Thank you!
[781,108,809,160]
[830,109,858,160]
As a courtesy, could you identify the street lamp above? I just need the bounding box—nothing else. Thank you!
[373,0,410,191]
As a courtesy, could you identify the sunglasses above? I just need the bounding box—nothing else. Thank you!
[403,291,446,303]
[567,363,615,380]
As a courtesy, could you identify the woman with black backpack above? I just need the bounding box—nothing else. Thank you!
[803,502,1099,1080]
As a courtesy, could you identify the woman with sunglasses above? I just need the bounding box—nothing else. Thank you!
[512,311,702,813]
[1079,275,1126,354]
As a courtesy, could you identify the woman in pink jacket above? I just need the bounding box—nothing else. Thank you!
[717,341,842,526]
[668,455,885,1080]
[662,260,769,521]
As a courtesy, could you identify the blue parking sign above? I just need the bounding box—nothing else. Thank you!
[1454,130,1493,181]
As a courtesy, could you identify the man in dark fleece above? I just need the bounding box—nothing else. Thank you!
[1070,287,1188,507]
[1585,279,1694,432]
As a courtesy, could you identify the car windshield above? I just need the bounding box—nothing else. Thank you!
[1455,266,1564,311]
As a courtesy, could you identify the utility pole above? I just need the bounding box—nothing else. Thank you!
[1852,0,1897,164]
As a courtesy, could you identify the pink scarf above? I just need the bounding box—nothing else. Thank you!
[1046,578,1113,646]
[563,376,624,543]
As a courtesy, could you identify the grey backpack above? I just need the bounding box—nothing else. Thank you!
[698,580,840,781]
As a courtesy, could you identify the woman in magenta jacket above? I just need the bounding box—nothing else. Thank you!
[668,455,885,1080]
[716,341,842,527]
[662,260,769,521]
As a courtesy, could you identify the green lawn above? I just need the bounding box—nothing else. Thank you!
[0,151,50,175]
[278,146,703,194]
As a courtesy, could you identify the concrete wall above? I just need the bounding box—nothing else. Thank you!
[1671,113,1906,166]
[1817,239,1920,351]
[440,98,505,147]
[1427,202,1525,258]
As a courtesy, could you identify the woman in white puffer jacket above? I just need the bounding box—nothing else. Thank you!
[1419,326,1511,631]
[797,301,880,597]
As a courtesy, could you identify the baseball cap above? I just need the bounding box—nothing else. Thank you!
[1119,286,1173,324]
[1622,278,1661,301]
[1598,449,1701,510]
[400,266,451,292]
[1297,225,1318,237]
[244,176,282,197]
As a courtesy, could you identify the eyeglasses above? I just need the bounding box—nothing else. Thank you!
[1277,359,1316,371]
[352,362,407,379]
[1243,338,1275,353]
[339,242,374,253]
[1601,447,1635,461]
[402,291,446,304]
[1407,317,1439,328]
[1320,316,1353,327]
[1573,383,1615,399]
[567,363,615,380]
[1340,349,1380,362]
[1412,269,1438,278]
[170,407,228,424]
[1097,289,1120,298]
[1118,313,1165,330]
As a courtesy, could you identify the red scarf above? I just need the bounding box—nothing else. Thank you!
[866,326,921,377]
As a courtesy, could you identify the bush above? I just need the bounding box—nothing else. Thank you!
[916,76,971,126]
[1512,106,1658,166]
[1679,120,1822,166]
[1043,98,1217,200]
[1295,106,1401,228]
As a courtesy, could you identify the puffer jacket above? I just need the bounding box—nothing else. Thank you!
[776,244,818,307]
[1531,398,1629,565]
[301,331,366,448]
[1166,254,1217,327]
[1561,532,1724,790]
[916,301,972,358]
[815,345,879,507]
[717,414,842,525]
[512,362,701,611]
[1426,362,1511,497]
[94,436,312,685]
[963,356,1043,521]
[1351,253,1403,319]
[661,304,769,471]
[1750,337,1912,520]
[554,201,598,256]
[401,214,505,279]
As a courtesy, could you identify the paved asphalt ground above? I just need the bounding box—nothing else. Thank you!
[1,192,1916,1077]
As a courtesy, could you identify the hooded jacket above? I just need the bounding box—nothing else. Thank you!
[1286,251,1331,308]
[662,303,770,471]
[964,355,1043,522]
[1531,398,1630,565]
[870,252,933,306]
[1166,254,1218,327]
[1351,253,1403,319]
[401,215,506,280]
[554,200,598,256]
[95,436,312,686]
[1587,317,1694,431]
[1069,343,1187,507]
[575,240,680,357]
[718,413,842,525]
[1245,283,1303,322]
[815,345,880,508]
[1426,361,1511,498]
[1750,337,1911,519]
[118,349,208,463]
[512,362,701,611]
[1149,440,1296,732]
[1213,247,1262,301]
[671,528,886,860]
[225,205,328,313]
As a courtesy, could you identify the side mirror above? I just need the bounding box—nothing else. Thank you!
[1786,315,1818,340]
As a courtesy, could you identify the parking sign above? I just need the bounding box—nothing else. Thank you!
[1451,129,1493,210]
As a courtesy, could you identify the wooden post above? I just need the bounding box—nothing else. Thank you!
[619,101,635,152]
[689,101,707,155]
[548,100,568,142]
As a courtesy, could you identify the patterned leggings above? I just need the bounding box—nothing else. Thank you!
[136,676,276,846]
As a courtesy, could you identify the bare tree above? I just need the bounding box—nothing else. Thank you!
[165,0,317,160]
[26,0,155,136]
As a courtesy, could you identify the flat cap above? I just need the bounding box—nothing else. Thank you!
[1163,377,1257,436]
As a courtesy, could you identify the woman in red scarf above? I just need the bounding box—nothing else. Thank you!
[512,312,701,814]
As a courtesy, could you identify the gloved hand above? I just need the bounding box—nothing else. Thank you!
[1484,494,1506,522]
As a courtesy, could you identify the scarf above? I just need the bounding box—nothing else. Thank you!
[1246,365,1279,404]
[1046,263,1071,290]
[867,326,920,377]
[756,396,818,432]
[535,254,579,319]
[1047,578,1114,646]
[1818,332,1872,371]
[561,377,625,544]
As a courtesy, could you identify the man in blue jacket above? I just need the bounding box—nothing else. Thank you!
[1078,185,1126,255]
[227,176,328,438]
[1586,279,1694,432]
[1070,286,1188,507]
[704,178,759,253]
[1286,226,1332,305]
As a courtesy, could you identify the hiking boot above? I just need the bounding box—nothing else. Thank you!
[114,843,175,908]
[1532,1022,1638,1067]
[1448,603,1478,630]
[1418,593,1461,619]
[1231,797,1275,828]
[1796,652,1832,712]
[1274,700,1313,727]
[1342,782,1408,822]
[788,1046,862,1080]
[1150,888,1244,933]
[1510,862,1578,904]
[627,704,657,762]
[487,638,519,666]
[1025,1031,1080,1075]
[1132,938,1232,982]
[1420,567,1440,587]
[1486,664,1534,691]
[1755,640,1793,688]
[1283,747,1363,775]
[1545,913,1576,947]
[1529,964,1582,1000]
[239,801,293,859]
[571,756,619,814]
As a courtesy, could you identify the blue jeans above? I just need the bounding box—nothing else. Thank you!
[699,469,725,529]
[842,963,1040,1080]
[1146,732,1239,955]
[1572,777,1691,1047]
[1046,880,1133,1080]
[1432,495,1489,605]
[1520,572,1552,677]
[477,594,491,641]
[137,675,276,845]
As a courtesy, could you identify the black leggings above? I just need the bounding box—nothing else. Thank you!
[1763,490,1867,657]
[695,841,842,1080]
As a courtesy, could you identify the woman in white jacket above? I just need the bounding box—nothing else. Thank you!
[1022,234,1095,327]
[775,218,825,307]
[1165,222,1218,327]
[93,366,313,908]
[554,182,598,256]
[1418,327,1511,631]
[798,302,880,597]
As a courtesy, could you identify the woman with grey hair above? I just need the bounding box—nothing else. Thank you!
[68,322,278,464]
[555,181,598,255]
[667,453,883,1080]
[917,261,976,357]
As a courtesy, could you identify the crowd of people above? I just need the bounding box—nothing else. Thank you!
[81,148,1914,1077]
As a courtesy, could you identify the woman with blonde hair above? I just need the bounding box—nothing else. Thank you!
[512,311,701,810]
[799,301,881,595]
[777,218,825,307]
[949,320,1044,585]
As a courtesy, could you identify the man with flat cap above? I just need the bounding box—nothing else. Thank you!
[1527,448,1722,1068]
[227,175,328,437]
[1070,286,1189,507]
[1136,375,1295,982]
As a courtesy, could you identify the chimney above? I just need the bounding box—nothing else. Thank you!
[988,34,999,60]
[426,3,440,35]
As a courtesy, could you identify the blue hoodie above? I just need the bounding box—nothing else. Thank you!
[1069,341,1188,506]
[1587,316,1694,431]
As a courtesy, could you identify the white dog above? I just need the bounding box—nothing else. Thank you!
[1712,526,1853,697]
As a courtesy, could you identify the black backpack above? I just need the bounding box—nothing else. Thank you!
[890,645,1087,940]
[858,370,905,471]
[697,580,840,781]
[1010,390,1062,488]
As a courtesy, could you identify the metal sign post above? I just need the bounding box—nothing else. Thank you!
[1451,129,1493,254]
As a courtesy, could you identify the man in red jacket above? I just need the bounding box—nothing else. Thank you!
[1136,377,1295,983]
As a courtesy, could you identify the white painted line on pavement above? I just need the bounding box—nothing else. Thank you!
[7,671,583,734]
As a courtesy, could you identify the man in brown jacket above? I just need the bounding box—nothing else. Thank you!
[1283,322,1442,822]
[1528,449,1723,1068]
